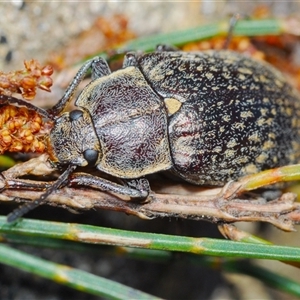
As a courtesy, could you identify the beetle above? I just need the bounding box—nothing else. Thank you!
[2,48,300,222]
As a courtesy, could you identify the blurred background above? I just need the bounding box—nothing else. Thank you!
[1,1,300,300]
[1,1,300,71]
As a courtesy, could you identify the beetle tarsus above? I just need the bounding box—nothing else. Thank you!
[6,164,77,222]
[69,173,150,200]
[124,178,150,200]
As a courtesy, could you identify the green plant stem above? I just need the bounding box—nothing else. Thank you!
[119,19,283,52]
[2,231,300,298]
[234,261,300,297]
[0,243,162,300]
[1,217,300,262]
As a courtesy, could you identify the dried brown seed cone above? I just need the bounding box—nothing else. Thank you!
[0,105,53,154]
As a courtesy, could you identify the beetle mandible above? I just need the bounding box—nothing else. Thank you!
[5,49,300,221]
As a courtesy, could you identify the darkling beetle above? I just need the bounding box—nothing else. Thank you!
[3,48,300,222]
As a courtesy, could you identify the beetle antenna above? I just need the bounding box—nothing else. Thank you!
[223,13,246,49]
[0,94,51,119]
[7,164,77,223]
[48,58,95,117]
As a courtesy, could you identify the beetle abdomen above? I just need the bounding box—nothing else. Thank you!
[138,51,300,185]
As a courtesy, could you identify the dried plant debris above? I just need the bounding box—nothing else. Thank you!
[0,59,53,100]
[182,36,266,60]
[48,15,136,70]
[0,105,52,154]
[0,154,299,231]
[0,59,54,154]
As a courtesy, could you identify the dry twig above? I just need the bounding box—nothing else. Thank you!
[0,154,299,231]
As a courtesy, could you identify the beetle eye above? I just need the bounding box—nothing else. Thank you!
[69,109,83,121]
[83,149,99,165]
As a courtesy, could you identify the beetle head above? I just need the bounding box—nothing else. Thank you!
[49,108,102,167]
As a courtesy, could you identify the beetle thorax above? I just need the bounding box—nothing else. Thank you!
[75,67,173,178]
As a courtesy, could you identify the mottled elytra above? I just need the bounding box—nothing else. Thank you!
[4,49,300,222]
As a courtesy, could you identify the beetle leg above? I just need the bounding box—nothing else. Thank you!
[122,52,139,68]
[0,94,51,119]
[223,13,245,49]
[6,164,77,223]
[48,56,112,117]
[91,57,111,80]
[0,177,52,192]
[69,173,150,200]
[123,45,179,69]
[123,178,151,199]
[155,44,179,52]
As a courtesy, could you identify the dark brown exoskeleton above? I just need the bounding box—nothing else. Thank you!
[3,49,300,222]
